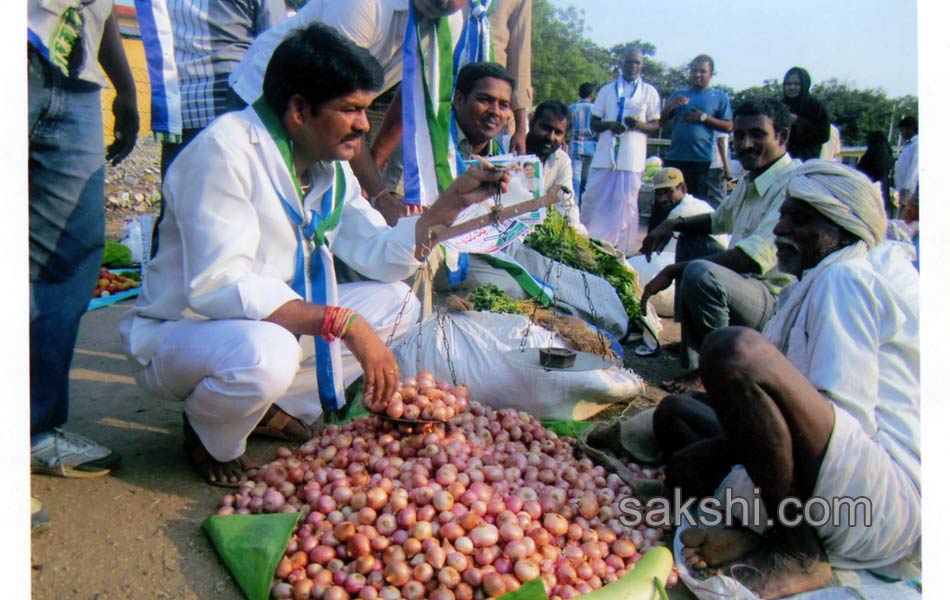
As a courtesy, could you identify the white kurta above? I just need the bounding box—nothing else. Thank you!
[120,106,422,459]
[580,77,660,254]
[894,135,919,195]
[589,77,660,173]
[667,193,730,249]
[720,245,920,570]
[541,148,586,235]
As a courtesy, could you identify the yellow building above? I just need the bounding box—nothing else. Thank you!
[101,2,154,143]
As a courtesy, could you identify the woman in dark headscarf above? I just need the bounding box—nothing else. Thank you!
[782,67,830,160]
[857,131,896,215]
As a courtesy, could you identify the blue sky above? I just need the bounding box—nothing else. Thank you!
[551,0,918,98]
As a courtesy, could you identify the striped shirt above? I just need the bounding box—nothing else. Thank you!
[167,0,286,129]
[568,99,596,158]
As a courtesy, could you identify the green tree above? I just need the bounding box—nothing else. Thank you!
[531,0,613,103]
[730,79,917,146]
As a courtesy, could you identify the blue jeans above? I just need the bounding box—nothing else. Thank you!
[704,167,725,209]
[663,159,710,201]
[29,50,106,435]
[571,154,593,205]
[677,261,775,371]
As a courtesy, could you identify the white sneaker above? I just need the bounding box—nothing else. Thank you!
[31,428,122,478]
[31,497,49,534]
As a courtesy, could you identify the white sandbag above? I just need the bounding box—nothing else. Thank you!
[392,311,642,421]
[509,242,629,338]
[673,523,921,600]
[627,251,677,317]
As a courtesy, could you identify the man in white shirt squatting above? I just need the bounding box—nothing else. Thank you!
[653,160,919,599]
[580,46,661,255]
[119,24,509,487]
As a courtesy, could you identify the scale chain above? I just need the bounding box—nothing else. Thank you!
[437,309,459,386]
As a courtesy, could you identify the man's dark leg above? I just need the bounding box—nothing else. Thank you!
[652,393,723,459]
[653,393,732,499]
[679,327,834,599]
[665,160,711,200]
[579,154,592,201]
[705,167,726,209]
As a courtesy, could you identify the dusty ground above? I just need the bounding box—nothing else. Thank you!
[30,140,694,600]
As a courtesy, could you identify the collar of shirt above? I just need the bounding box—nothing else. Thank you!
[618,77,641,95]
[747,153,793,197]
[455,125,497,159]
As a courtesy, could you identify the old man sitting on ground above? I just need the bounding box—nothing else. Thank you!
[654,161,919,598]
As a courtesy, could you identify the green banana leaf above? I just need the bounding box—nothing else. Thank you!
[498,577,548,600]
[203,512,301,600]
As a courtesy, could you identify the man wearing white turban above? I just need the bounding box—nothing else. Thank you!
[652,161,920,598]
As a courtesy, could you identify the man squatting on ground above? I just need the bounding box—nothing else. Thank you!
[640,98,801,393]
[653,161,919,599]
[120,24,509,486]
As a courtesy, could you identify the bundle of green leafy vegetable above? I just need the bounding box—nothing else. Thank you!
[471,283,524,315]
[523,210,642,321]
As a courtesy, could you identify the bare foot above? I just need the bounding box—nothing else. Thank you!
[680,527,762,569]
[727,542,832,599]
[660,371,705,394]
[183,415,254,488]
[682,526,832,599]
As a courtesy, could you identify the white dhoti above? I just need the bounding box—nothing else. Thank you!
[130,281,419,461]
[714,405,920,570]
[579,168,641,255]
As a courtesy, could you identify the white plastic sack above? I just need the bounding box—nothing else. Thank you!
[674,468,922,600]
[119,214,156,269]
[509,242,629,338]
[627,251,677,318]
[674,524,920,600]
[392,312,642,421]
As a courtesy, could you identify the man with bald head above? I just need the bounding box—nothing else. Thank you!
[580,46,661,255]
[652,161,919,598]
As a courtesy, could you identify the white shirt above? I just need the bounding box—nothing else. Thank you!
[667,193,729,248]
[819,124,841,161]
[709,131,729,170]
[780,245,919,491]
[541,148,586,235]
[120,106,421,365]
[230,0,410,103]
[894,135,919,194]
[590,77,661,172]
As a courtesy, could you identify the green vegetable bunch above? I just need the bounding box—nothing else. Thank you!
[471,284,525,315]
[524,211,642,321]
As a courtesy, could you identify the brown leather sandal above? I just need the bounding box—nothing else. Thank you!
[182,415,252,488]
[250,405,315,444]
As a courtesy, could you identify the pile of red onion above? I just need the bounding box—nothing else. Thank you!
[217,394,674,600]
[363,371,469,422]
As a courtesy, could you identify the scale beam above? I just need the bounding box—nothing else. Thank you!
[425,185,568,247]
